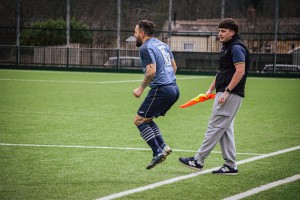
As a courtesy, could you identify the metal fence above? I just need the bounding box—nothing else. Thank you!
[0,28,299,76]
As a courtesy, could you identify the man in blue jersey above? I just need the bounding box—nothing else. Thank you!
[133,20,180,170]
[179,18,250,175]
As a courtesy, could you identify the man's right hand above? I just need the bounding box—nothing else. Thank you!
[205,89,212,96]
[133,87,144,98]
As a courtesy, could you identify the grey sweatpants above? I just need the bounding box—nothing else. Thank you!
[194,92,243,167]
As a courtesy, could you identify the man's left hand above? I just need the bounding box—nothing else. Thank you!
[218,91,229,105]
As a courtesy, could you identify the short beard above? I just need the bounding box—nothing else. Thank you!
[136,39,143,47]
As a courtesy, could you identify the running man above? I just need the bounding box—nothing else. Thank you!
[133,20,180,170]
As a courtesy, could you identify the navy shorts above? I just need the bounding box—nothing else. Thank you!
[137,83,180,118]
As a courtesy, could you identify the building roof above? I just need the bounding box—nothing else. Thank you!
[162,18,300,34]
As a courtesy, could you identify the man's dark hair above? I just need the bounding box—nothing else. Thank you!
[138,20,155,36]
[218,18,239,33]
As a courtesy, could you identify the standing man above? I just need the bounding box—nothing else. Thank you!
[179,18,250,175]
[133,20,180,170]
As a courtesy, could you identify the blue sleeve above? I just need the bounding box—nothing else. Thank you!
[140,45,155,66]
[231,45,246,64]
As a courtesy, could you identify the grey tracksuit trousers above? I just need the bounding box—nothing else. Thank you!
[194,92,243,167]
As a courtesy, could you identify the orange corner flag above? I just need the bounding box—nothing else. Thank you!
[179,93,216,108]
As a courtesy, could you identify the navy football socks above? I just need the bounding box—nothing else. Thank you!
[138,123,162,156]
[148,121,165,149]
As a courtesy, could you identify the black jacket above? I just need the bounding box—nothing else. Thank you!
[215,35,250,97]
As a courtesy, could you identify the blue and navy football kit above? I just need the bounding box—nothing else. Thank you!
[137,38,179,118]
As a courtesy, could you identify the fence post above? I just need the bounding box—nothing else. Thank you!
[117,0,121,70]
[117,49,120,70]
[67,47,69,69]
[16,45,20,67]
[43,47,46,65]
[273,0,279,74]
[66,0,70,70]
[16,0,20,67]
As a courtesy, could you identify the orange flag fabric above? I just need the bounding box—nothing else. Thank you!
[179,93,216,108]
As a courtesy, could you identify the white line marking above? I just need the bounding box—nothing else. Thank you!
[95,145,300,200]
[0,78,142,84]
[222,174,300,200]
[0,142,298,199]
[177,76,209,80]
[0,76,206,84]
[0,143,264,156]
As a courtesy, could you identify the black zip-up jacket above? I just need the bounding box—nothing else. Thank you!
[215,35,250,97]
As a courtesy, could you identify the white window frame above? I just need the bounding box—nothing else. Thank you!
[183,42,194,51]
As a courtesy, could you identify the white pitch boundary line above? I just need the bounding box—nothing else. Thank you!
[1,69,297,81]
[0,143,298,199]
[0,78,142,84]
[0,76,206,84]
[0,143,264,156]
[222,174,300,200]
[95,145,300,200]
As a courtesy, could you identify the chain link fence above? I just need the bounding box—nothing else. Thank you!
[0,0,299,76]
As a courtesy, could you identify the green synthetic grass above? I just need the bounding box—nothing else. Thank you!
[0,69,299,200]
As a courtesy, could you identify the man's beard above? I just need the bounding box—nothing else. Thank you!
[136,38,142,47]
